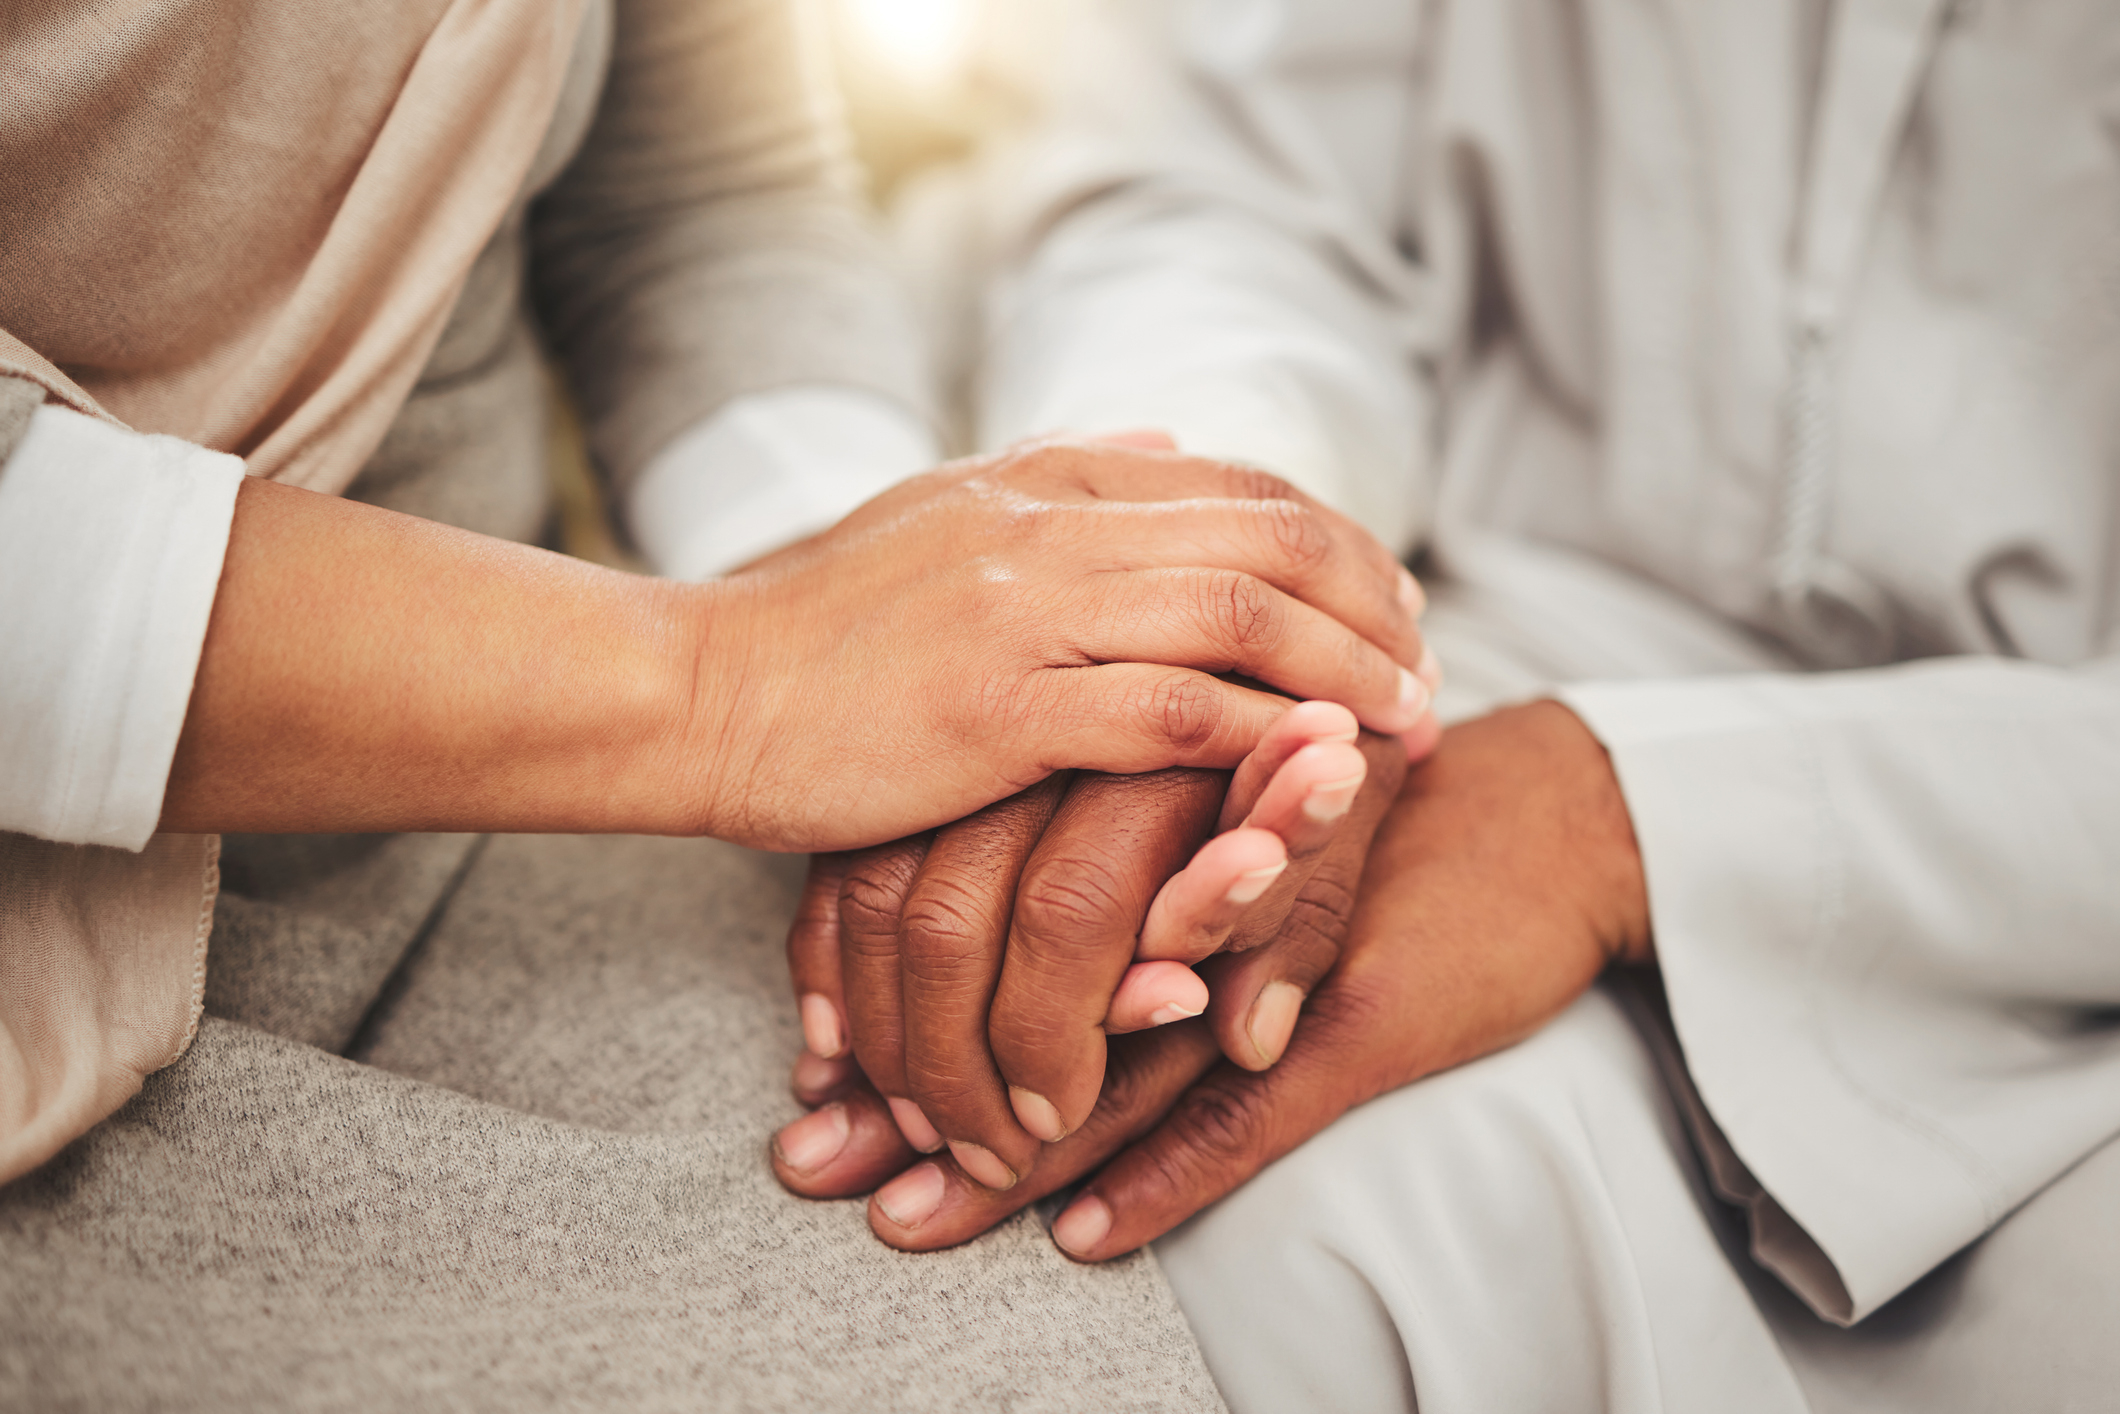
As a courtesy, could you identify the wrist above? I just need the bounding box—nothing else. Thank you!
[623,575,752,840]
[1519,700,1653,964]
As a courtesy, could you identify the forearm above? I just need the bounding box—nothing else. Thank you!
[161,477,714,837]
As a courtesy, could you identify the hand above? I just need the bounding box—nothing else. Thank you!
[782,702,1409,1189]
[770,701,1651,1256]
[685,438,1431,850]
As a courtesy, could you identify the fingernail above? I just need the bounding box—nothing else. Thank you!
[799,993,844,1059]
[1224,859,1287,906]
[1417,643,1443,692]
[949,1140,1018,1191]
[1245,980,1306,1069]
[1397,567,1426,617]
[1148,1001,1203,1026]
[1010,1086,1069,1143]
[876,1162,947,1228]
[1397,667,1430,729]
[773,1102,850,1174]
[889,1096,945,1153]
[1053,1194,1113,1257]
[1301,772,1365,823]
[792,1048,848,1097]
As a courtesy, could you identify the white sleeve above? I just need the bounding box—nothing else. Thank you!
[0,406,244,850]
[624,385,939,581]
[975,0,1435,554]
[1561,656,2120,1323]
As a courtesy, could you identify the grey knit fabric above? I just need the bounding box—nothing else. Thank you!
[204,832,483,1054]
[0,834,1224,1412]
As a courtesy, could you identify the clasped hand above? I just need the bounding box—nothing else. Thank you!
[771,701,1653,1260]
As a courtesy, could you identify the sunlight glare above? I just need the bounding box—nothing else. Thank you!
[841,0,976,88]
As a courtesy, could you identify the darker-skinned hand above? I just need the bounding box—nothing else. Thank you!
[780,700,1412,1191]
[771,700,1652,1257]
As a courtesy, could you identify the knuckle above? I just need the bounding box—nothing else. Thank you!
[903,1058,994,1116]
[1202,571,1283,655]
[1281,875,1358,952]
[1136,670,1226,755]
[898,883,986,956]
[1226,464,1300,504]
[1295,977,1395,1071]
[1014,854,1132,952]
[839,861,921,950]
[1138,1081,1271,1197]
[1256,500,1332,578]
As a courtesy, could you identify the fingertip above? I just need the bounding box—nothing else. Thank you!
[799,992,846,1059]
[948,1140,1020,1192]
[1009,1085,1069,1143]
[1238,980,1306,1070]
[1052,1194,1115,1260]
[1291,741,1367,824]
[888,1096,946,1153]
[772,1100,852,1176]
[791,1047,856,1104]
[1397,567,1427,619]
[1223,855,1288,906]
[1138,828,1285,961]
[1385,666,1433,735]
[874,1161,948,1231]
[1106,960,1209,1033]
[1401,708,1443,762]
[1275,699,1360,746]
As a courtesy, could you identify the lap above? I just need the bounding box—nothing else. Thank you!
[1,833,1224,1414]
[1157,983,2120,1414]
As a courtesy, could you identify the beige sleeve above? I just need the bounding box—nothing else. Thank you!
[0,832,216,1184]
[0,373,220,1183]
[529,0,934,496]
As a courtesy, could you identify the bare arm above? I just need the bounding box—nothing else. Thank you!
[161,475,704,837]
[160,443,1432,852]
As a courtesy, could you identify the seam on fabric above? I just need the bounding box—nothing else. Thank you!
[167,834,221,1068]
[342,834,492,1062]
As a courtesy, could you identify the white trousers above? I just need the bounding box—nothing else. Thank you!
[1159,538,2120,1414]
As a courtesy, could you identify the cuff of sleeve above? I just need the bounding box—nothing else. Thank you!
[626,386,939,580]
[1559,674,1988,1323]
[0,406,244,850]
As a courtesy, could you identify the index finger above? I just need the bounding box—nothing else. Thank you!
[1001,440,1427,670]
[988,768,1227,1142]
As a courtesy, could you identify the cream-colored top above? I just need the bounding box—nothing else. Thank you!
[2,0,588,494]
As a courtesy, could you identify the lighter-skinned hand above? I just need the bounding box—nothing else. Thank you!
[687,439,1432,852]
